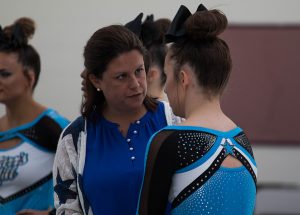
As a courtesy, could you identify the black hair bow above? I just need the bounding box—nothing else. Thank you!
[145,14,154,23]
[0,26,6,47]
[11,23,27,48]
[141,14,157,48]
[125,13,144,37]
[165,4,207,43]
[0,23,26,49]
[125,13,158,48]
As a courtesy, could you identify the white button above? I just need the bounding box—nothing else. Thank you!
[133,130,138,134]
[131,156,136,160]
[136,120,141,124]
[127,139,131,143]
[129,147,134,151]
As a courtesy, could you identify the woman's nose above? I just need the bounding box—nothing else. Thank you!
[129,76,140,88]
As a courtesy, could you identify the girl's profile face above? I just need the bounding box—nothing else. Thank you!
[90,50,147,113]
[164,52,184,117]
[0,52,33,104]
[80,68,88,98]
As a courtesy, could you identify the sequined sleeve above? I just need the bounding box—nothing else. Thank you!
[138,129,179,215]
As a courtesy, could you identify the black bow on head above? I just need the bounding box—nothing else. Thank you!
[165,4,207,43]
[141,14,157,48]
[11,23,27,48]
[0,23,27,49]
[145,14,154,23]
[125,13,144,37]
[125,13,158,48]
[0,26,6,47]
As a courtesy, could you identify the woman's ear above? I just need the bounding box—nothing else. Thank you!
[88,73,101,90]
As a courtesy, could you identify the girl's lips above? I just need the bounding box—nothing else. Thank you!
[81,83,86,92]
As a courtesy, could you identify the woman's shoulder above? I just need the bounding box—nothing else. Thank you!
[61,116,85,138]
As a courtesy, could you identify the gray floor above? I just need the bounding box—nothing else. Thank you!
[255,183,300,215]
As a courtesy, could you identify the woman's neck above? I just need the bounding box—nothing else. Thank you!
[102,104,147,137]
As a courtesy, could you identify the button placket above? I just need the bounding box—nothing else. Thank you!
[127,120,141,162]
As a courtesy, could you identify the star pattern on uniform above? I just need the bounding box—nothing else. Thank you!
[221,139,235,156]
[54,169,77,204]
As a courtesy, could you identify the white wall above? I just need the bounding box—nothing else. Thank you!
[1,0,300,184]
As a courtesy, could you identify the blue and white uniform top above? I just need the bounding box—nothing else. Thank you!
[0,109,69,215]
[137,125,257,215]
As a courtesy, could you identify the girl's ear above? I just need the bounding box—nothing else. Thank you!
[147,67,159,83]
[26,69,36,89]
[179,64,192,89]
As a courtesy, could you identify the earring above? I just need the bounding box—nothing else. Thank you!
[97,88,101,92]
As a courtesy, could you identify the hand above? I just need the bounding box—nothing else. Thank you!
[16,209,52,215]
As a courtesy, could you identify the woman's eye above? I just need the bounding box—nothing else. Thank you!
[116,74,125,80]
[135,68,144,75]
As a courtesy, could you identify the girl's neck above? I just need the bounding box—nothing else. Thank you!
[182,96,236,132]
[1,98,46,131]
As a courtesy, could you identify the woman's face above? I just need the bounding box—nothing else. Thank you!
[90,50,147,113]
[0,52,33,105]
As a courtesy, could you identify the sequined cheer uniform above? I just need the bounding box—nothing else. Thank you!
[0,109,69,214]
[138,125,257,215]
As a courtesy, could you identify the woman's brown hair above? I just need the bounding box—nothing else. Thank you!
[82,25,157,119]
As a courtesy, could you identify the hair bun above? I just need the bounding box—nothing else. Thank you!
[4,17,35,45]
[185,9,227,41]
[14,17,36,40]
[153,18,171,44]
